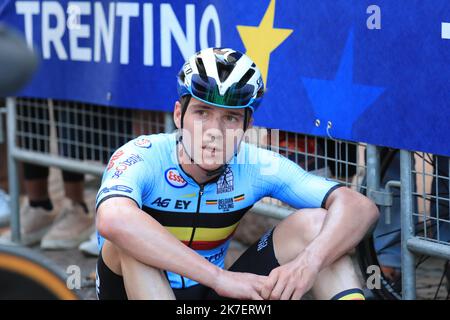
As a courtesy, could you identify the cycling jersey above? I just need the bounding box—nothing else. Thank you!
[95,132,342,289]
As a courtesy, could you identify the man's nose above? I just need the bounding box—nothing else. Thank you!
[205,114,225,132]
[204,116,224,142]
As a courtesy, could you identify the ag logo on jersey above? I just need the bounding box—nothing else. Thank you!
[134,137,152,148]
[165,168,187,188]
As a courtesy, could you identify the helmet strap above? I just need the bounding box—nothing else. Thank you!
[243,108,249,132]
[180,94,191,130]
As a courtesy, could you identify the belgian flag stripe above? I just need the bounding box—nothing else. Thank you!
[166,221,239,242]
[142,205,252,228]
[181,230,237,250]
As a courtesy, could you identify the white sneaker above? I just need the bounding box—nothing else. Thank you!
[0,189,11,227]
[78,232,99,257]
[41,199,94,250]
[2,202,58,246]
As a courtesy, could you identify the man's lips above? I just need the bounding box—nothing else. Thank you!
[202,145,222,152]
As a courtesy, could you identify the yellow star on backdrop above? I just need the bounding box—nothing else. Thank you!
[237,0,294,86]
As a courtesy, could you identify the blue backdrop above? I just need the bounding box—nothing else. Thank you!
[1,0,450,156]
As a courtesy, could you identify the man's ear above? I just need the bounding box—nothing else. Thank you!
[173,101,182,129]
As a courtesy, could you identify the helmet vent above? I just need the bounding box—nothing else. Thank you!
[217,61,235,83]
[178,68,186,83]
[195,57,208,81]
[237,69,255,89]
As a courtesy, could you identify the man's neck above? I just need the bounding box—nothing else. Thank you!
[176,143,222,185]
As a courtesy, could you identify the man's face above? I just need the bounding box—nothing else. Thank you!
[174,97,250,171]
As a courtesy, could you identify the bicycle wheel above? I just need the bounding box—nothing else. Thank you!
[356,148,402,299]
[0,244,79,299]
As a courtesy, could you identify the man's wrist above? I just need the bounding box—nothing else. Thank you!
[206,265,224,290]
[302,242,327,271]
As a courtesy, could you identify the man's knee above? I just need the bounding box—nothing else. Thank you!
[117,248,159,272]
[118,248,135,267]
[117,247,169,286]
[116,247,174,299]
[281,208,327,244]
[273,208,327,264]
[282,209,356,256]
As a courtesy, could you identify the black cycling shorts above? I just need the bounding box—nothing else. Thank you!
[96,228,280,300]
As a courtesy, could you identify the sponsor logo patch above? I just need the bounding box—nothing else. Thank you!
[96,185,133,202]
[218,198,234,212]
[151,197,171,208]
[165,168,187,188]
[206,194,245,208]
[107,150,125,171]
[112,154,143,179]
[204,247,226,264]
[257,229,273,252]
[151,197,192,209]
[134,137,152,148]
[217,167,234,194]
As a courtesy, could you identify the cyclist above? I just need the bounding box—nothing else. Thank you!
[95,47,379,300]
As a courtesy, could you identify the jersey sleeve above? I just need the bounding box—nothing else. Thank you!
[251,147,344,209]
[95,139,154,210]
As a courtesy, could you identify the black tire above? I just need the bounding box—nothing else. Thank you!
[356,233,402,299]
[356,148,402,300]
[0,244,79,300]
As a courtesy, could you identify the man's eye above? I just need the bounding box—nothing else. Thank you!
[226,115,238,122]
[196,110,208,116]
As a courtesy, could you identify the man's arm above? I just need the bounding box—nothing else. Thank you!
[302,187,379,270]
[253,149,379,299]
[97,196,266,299]
[260,186,379,300]
[253,149,379,262]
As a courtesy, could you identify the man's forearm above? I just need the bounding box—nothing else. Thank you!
[99,202,222,289]
[303,193,379,270]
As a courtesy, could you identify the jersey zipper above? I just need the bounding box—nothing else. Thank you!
[188,185,204,248]
[181,184,204,289]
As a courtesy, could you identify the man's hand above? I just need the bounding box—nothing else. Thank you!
[212,269,268,300]
[261,251,321,300]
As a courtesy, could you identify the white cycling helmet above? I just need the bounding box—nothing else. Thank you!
[177,47,264,113]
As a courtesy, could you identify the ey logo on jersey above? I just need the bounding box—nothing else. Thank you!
[134,137,152,148]
[165,168,187,188]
